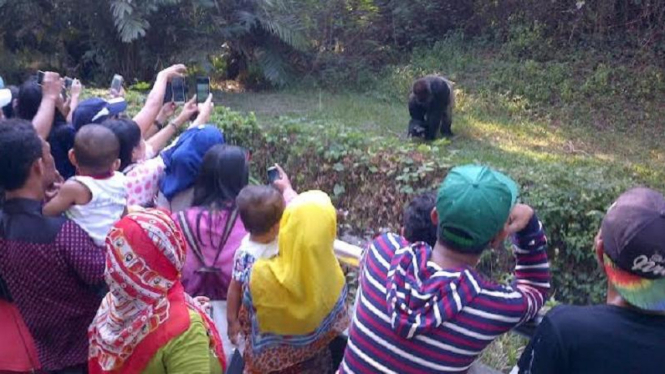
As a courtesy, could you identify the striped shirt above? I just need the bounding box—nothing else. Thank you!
[340,215,549,373]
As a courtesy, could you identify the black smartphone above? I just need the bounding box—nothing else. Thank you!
[267,166,280,184]
[37,71,46,85]
[164,81,173,104]
[64,77,73,90]
[110,74,123,92]
[172,77,186,104]
[196,77,210,104]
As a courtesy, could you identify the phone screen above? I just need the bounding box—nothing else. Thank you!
[267,167,280,184]
[172,77,186,103]
[164,82,173,104]
[111,74,123,91]
[37,71,45,85]
[196,77,210,104]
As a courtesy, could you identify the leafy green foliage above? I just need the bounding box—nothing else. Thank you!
[208,104,637,305]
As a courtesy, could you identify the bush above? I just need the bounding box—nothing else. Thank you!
[210,106,636,305]
[211,107,452,236]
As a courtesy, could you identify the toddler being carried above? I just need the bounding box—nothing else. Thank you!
[43,124,127,246]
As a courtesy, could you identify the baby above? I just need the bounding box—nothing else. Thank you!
[43,124,128,246]
[227,185,285,344]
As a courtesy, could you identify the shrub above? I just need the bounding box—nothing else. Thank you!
[211,107,452,235]
[210,106,636,305]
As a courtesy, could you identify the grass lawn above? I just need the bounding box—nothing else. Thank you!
[218,87,663,188]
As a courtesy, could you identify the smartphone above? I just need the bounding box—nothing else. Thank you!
[37,71,46,85]
[196,77,210,104]
[110,74,124,92]
[164,81,174,104]
[172,77,186,104]
[64,77,73,90]
[267,166,280,184]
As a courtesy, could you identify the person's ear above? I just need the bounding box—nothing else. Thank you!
[68,149,78,169]
[112,158,121,172]
[32,157,44,180]
[430,207,438,226]
[595,230,605,269]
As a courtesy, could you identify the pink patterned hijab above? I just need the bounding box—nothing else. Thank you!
[88,209,225,374]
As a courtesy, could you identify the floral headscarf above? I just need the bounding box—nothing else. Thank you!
[88,209,225,374]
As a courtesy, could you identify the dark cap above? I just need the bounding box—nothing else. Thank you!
[72,97,127,131]
[601,187,665,312]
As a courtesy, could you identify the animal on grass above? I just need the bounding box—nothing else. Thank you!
[407,75,455,141]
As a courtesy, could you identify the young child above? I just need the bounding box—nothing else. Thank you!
[227,185,285,345]
[43,124,127,246]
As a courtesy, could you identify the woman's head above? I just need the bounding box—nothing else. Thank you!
[249,190,345,335]
[192,144,249,209]
[159,125,225,201]
[17,80,42,120]
[105,209,186,299]
[101,118,142,170]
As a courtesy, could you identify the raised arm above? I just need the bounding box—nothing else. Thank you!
[43,180,92,216]
[146,96,198,153]
[508,205,551,322]
[190,93,214,128]
[32,72,62,139]
[133,64,186,135]
[66,79,82,124]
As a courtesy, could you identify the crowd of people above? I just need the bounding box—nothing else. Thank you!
[0,67,663,374]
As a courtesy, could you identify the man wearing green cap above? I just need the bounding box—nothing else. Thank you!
[340,164,551,374]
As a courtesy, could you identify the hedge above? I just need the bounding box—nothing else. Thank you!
[211,106,636,305]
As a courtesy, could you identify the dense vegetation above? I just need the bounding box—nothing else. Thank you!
[2,0,664,87]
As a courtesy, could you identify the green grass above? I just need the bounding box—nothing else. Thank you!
[217,86,662,192]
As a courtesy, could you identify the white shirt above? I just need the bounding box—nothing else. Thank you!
[66,172,127,246]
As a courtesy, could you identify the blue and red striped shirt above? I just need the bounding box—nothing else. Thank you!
[340,215,549,373]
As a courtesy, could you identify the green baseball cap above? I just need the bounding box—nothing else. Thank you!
[436,165,519,251]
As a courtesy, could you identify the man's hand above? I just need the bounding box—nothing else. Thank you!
[506,204,535,235]
[42,72,62,101]
[159,64,187,81]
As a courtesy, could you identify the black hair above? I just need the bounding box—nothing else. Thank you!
[17,80,42,121]
[192,144,249,249]
[403,191,438,247]
[236,185,285,235]
[73,124,120,174]
[0,119,44,191]
[438,226,489,255]
[193,144,249,209]
[2,86,18,119]
[101,118,141,171]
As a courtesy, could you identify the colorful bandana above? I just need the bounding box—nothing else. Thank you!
[88,209,225,374]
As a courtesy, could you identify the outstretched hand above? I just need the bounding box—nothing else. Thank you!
[160,64,187,81]
[272,164,293,193]
[41,72,62,101]
[506,204,535,235]
[70,79,83,97]
[192,93,214,126]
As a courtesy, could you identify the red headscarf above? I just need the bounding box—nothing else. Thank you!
[88,209,225,374]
